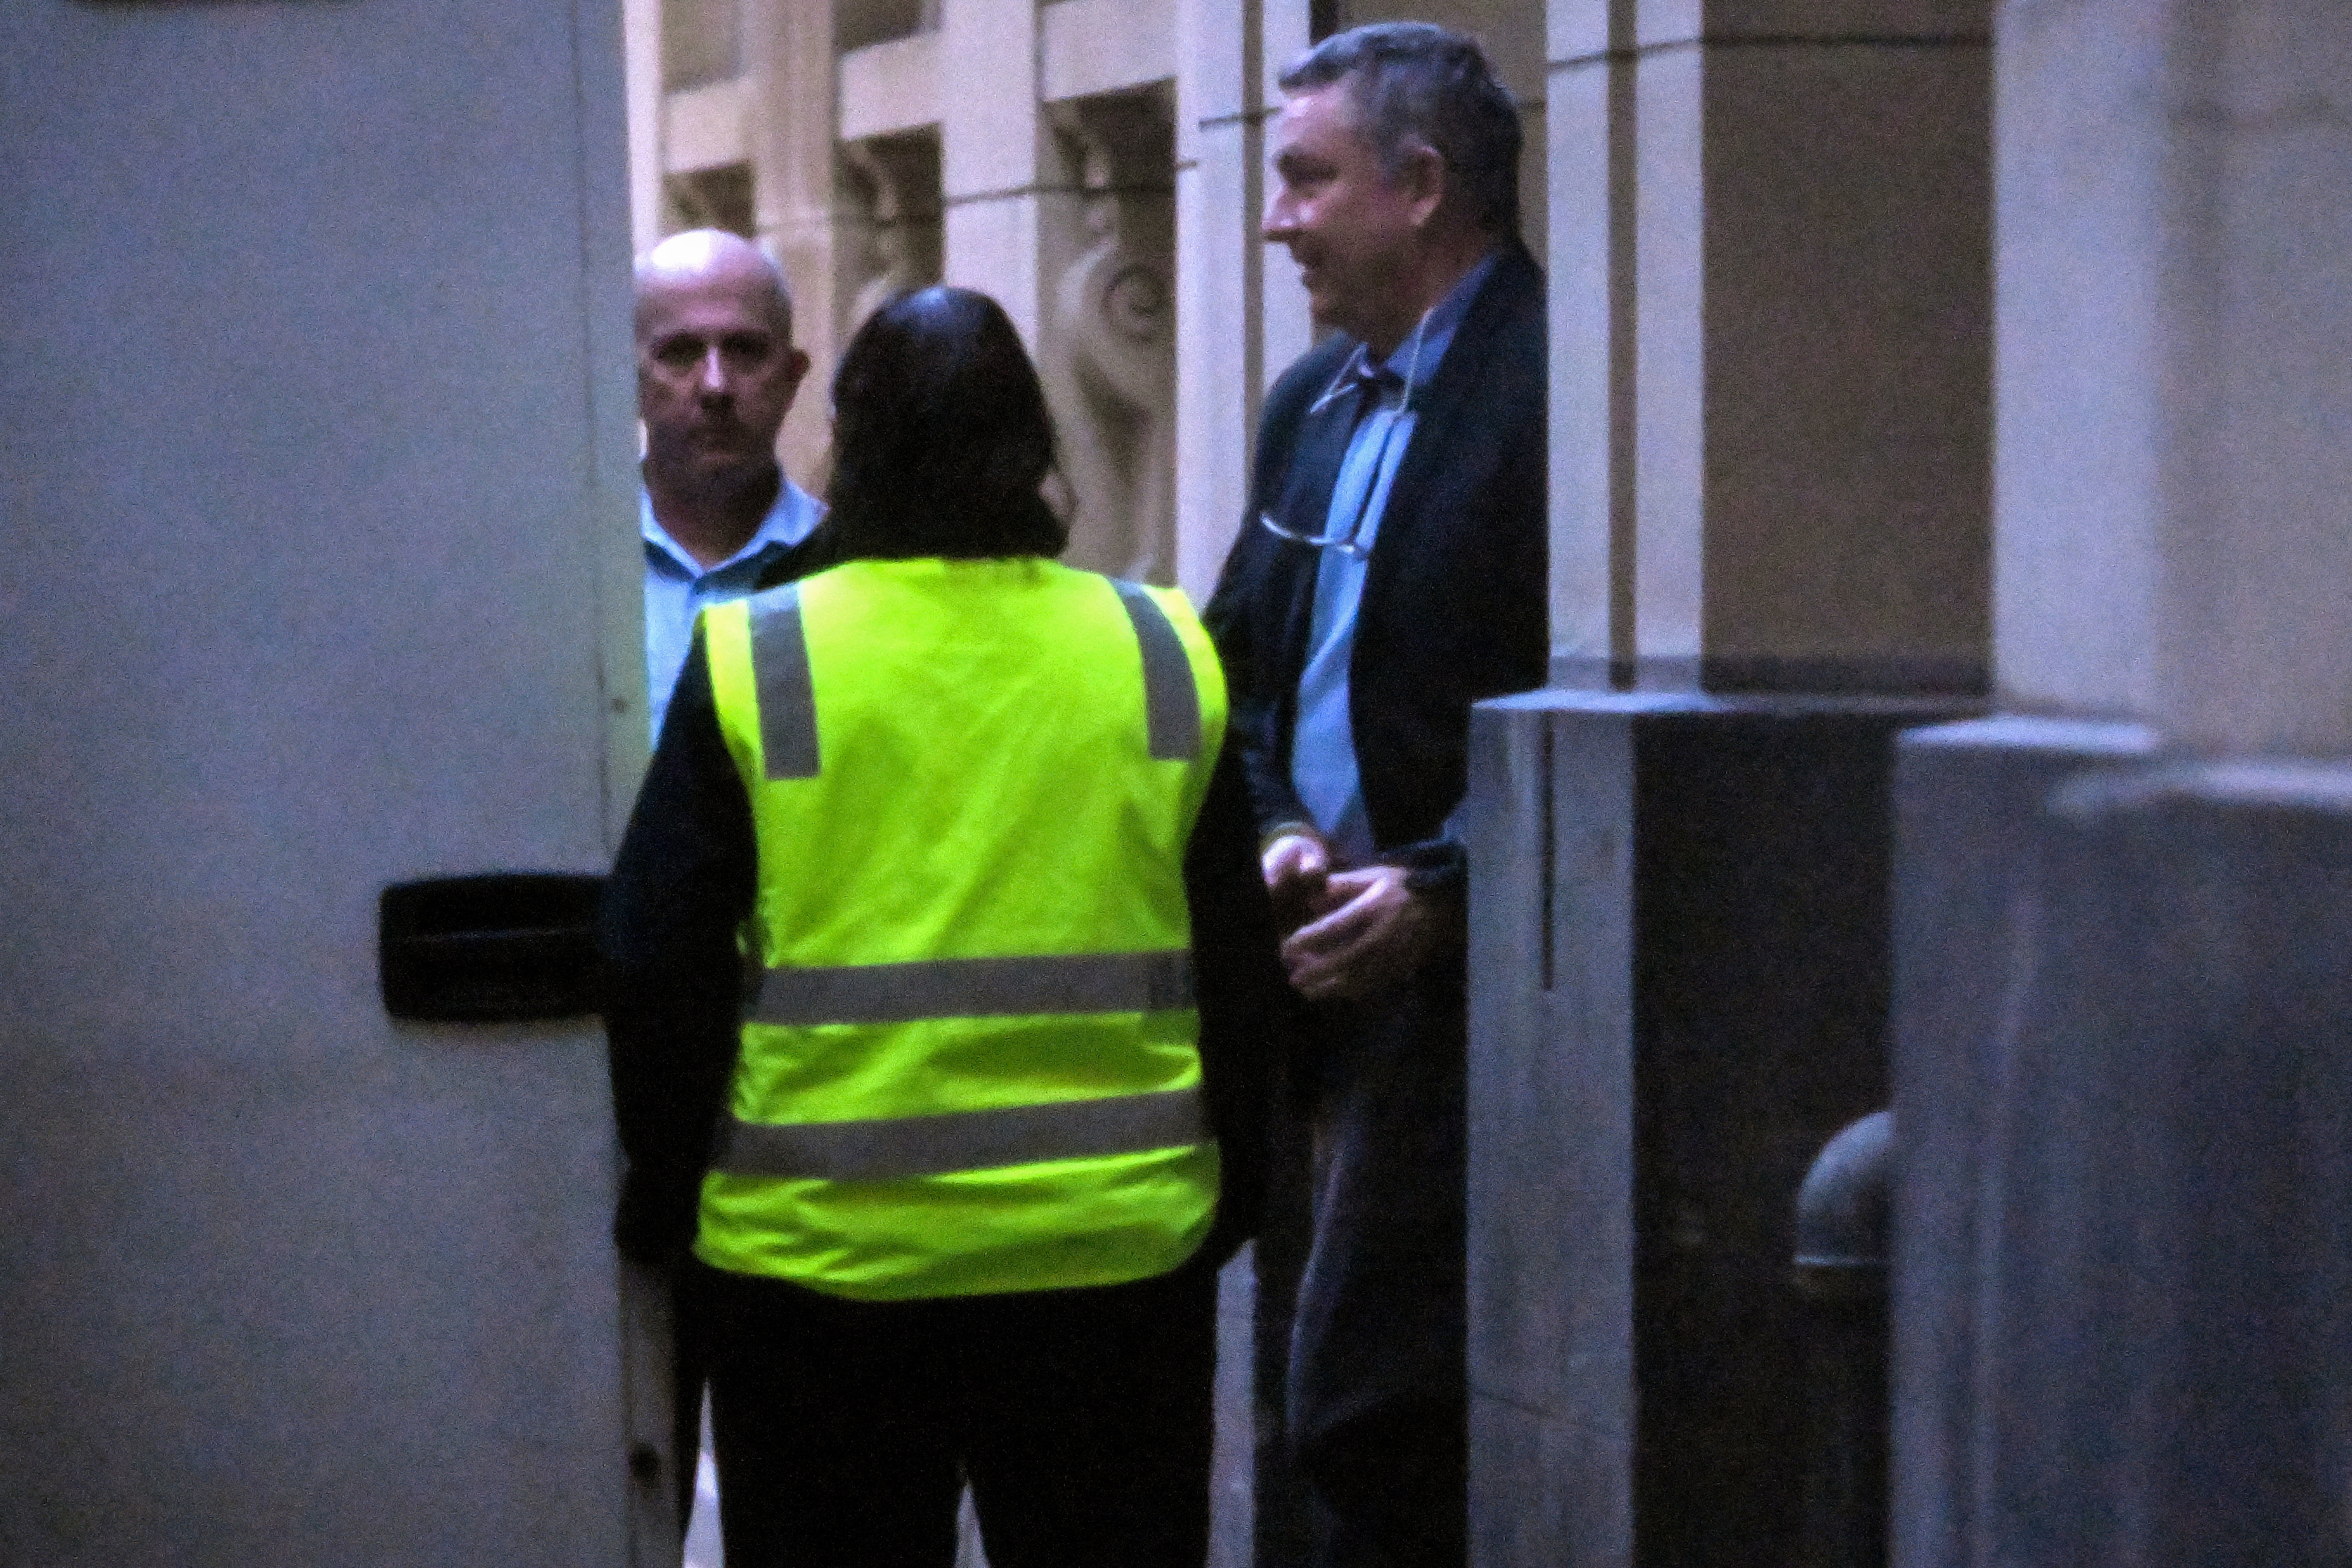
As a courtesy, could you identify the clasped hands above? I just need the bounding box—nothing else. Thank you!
[1261,829,1439,1003]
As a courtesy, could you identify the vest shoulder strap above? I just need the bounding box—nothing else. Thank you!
[742,570,1206,775]
[1108,579,1202,762]
[747,582,818,781]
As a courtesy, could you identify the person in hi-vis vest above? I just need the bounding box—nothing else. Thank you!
[600,285,1281,1568]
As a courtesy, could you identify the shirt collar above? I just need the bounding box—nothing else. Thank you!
[639,471,823,580]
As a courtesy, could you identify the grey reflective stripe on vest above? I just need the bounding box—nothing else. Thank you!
[748,578,1194,774]
[711,1085,1206,1181]
[750,583,819,780]
[752,949,1194,1027]
[1112,581,1202,761]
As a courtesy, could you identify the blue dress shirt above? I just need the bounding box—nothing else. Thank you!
[641,475,823,739]
[1289,251,1500,863]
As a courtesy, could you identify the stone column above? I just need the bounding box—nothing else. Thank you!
[746,0,850,483]
[624,0,667,257]
[940,0,1074,351]
[1468,3,1993,1563]
[1994,0,2352,752]
[1891,6,2352,1566]
[1256,0,1315,407]
[1547,0,1993,691]
[1174,0,1269,602]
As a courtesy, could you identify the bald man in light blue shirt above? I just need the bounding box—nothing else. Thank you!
[629,226,832,1543]
[635,229,825,738]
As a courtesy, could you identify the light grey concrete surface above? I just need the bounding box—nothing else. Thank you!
[1995,0,2352,752]
[0,0,648,1562]
[1968,762,2352,1564]
[1887,717,2158,1568]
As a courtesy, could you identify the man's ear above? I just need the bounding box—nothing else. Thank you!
[782,346,813,409]
[1400,143,1448,231]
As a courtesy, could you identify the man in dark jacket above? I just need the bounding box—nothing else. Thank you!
[1204,22,1547,1567]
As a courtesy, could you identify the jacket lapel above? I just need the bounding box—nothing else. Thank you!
[1361,246,1536,574]
[1272,377,1366,540]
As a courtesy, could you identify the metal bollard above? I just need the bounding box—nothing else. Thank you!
[1792,1109,1891,1568]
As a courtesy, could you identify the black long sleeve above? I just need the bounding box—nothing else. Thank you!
[599,632,753,1265]
[1184,732,1286,1263]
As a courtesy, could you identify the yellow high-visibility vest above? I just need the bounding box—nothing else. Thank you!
[695,555,1228,1300]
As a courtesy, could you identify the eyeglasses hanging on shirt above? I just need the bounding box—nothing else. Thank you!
[1256,310,1432,558]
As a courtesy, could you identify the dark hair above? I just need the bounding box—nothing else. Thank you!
[1278,21,1522,237]
[820,286,1067,561]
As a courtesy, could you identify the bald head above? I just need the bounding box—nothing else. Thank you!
[634,229,811,548]
[635,228,795,343]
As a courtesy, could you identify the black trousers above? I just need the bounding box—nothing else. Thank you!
[1288,974,1470,1568]
[700,1254,1217,1568]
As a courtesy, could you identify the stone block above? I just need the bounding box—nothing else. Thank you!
[1176,0,1250,129]
[1467,689,1970,1568]
[1042,0,1173,103]
[1552,3,1613,66]
[1631,43,1707,664]
[1698,41,1990,689]
[1174,124,1258,604]
[1469,1394,1609,1568]
[840,33,941,141]
[1968,760,2352,1565]
[1544,26,1993,691]
[1885,716,2156,1568]
[1546,53,1618,672]
[1995,0,2352,752]
[941,0,1039,195]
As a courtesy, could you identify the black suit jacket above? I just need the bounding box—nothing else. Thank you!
[1204,243,1548,889]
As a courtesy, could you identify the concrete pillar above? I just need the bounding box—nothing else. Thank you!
[940,0,1073,350]
[1975,762,2352,1566]
[1469,687,1968,1568]
[626,0,668,258]
[1173,0,1267,603]
[1890,7,2352,1566]
[1884,714,2154,1568]
[1468,4,1994,1564]
[1257,0,1315,402]
[1995,0,2352,755]
[747,0,850,482]
[1549,0,1992,692]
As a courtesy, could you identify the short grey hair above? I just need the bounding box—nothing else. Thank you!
[1278,21,1522,237]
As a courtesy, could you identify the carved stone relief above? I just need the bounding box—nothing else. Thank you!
[1042,89,1176,584]
[841,131,943,338]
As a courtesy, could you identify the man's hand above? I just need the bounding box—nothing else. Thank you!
[1262,829,1333,937]
[1278,863,1437,1003]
